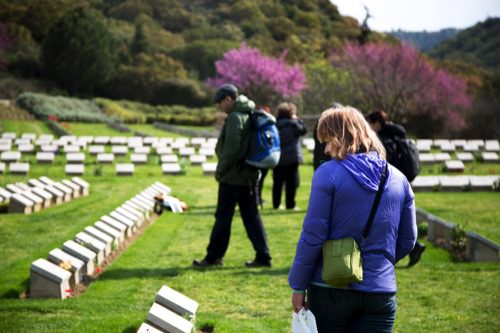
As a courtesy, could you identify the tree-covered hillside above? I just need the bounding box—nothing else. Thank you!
[428,18,500,70]
[389,28,460,52]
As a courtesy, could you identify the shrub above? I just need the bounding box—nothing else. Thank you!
[95,98,147,124]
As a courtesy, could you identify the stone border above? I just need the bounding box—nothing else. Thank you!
[416,208,499,262]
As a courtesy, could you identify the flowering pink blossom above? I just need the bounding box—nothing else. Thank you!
[207,44,307,106]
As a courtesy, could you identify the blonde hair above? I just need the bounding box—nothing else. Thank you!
[317,106,386,160]
[276,102,297,119]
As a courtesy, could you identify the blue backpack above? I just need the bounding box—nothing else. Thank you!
[245,109,281,169]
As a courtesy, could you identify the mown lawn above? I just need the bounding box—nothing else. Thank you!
[1,120,53,135]
[0,152,499,332]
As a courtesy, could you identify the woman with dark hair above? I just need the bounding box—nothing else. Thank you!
[289,106,417,332]
[272,102,307,210]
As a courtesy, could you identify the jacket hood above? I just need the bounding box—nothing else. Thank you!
[340,152,388,192]
[231,95,255,114]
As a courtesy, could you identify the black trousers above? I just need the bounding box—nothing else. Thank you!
[206,183,271,262]
[272,162,299,209]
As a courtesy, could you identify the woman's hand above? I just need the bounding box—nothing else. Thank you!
[291,292,306,313]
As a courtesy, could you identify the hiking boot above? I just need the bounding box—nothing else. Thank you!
[192,258,223,267]
[408,242,426,267]
[245,259,272,268]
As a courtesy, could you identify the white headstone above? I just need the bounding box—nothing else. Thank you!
[63,145,80,153]
[9,162,30,175]
[61,179,81,199]
[71,177,90,196]
[97,153,114,163]
[62,240,96,275]
[156,147,173,155]
[410,176,440,192]
[53,182,73,202]
[116,163,135,176]
[161,155,178,163]
[40,145,58,153]
[31,187,53,208]
[0,187,11,203]
[469,176,498,191]
[134,146,150,154]
[130,154,148,164]
[48,248,85,286]
[189,154,207,165]
[36,152,55,164]
[1,151,21,163]
[111,146,128,155]
[88,145,105,155]
[481,152,499,162]
[198,147,215,158]
[30,258,72,299]
[18,144,35,153]
[155,285,199,318]
[147,303,193,333]
[74,232,108,262]
[179,147,195,157]
[110,137,127,145]
[162,163,181,175]
[434,153,451,162]
[8,193,34,214]
[83,226,115,250]
[44,185,64,205]
[6,183,24,194]
[94,136,110,145]
[439,176,470,191]
[456,152,474,162]
[101,215,131,238]
[484,140,500,152]
[110,211,136,232]
[444,160,465,172]
[66,153,85,164]
[94,221,124,245]
[39,176,56,186]
[201,162,217,176]
[21,191,43,212]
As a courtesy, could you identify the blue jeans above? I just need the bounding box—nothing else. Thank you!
[308,285,397,333]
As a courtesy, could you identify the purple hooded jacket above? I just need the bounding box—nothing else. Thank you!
[288,152,416,293]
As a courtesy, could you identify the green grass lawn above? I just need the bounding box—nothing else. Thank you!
[1,120,53,135]
[127,124,185,138]
[0,153,499,332]
[65,123,134,137]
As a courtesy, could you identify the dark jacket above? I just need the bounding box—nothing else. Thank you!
[215,95,259,186]
[276,117,307,166]
[378,122,406,164]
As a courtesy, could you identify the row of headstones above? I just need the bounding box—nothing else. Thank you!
[416,208,500,262]
[301,138,500,153]
[411,175,499,192]
[29,181,172,299]
[0,176,89,214]
[419,152,499,164]
[137,285,199,333]
[116,161,217,176]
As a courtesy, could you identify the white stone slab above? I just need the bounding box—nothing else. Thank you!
[440,142,456,152]
[9,162,29,175]
[439,176,470,191]
[484,140,500,152]
[116,206,142,227]
[469,176,498,191]
[66,153,85,164]
[101,215,132,238]
[158,137,174,145]
[97,153,114,163]
[156,147,173,155]
[481,152,499,162]
[134,146,150,154]
[131,196,154,211]
[88,145,105,155]
[201,162,217,176]
[463,142,480,152]
[2,132,16,139]
[16,183,31,191]
[40,145,58,153]
[110,136,127,145]
[444,160,465,172]
[15,138,31,146]
[6,184,24,194]
[53,182,73,202]
[433,153,451,162]
[94,136,110,145]
[84,226,115,250]
[75,232,108,262]
[39,134,54,141]
[123,201,149,220]
[151,182,172,195]
[110,211,137,232]
[71,177,90,196]
[156,285,199,318]
[179,147,195,157]
[161,155,178,163]
[1,151,21,162]
[190,137,206,146]
[456,152,474,162]
[48,248,85,286]
[62,179,81,198]
[127,137,143,147]
[198,147,215,157]
[143,137,159,146]
[21,191,43,212]
[21,133,36,140]
[189,154,207,165]
[130,154,147,164]
[171,141,186,150]
[39,176,56,186]
[18,144,35,153]
[111,145,128,155]
[94,221,124,245]
[120,204,145,225]
[410,176,440,192]
[63,145,80,153]
[147,303,193,333]
[31,187,53,208]
[62,240,96,275]
[30,258,72,299]
[28,178,46,188]
[137,322,164,333]
[116,163,135,176]
[36,152,55,164]
[0,144,11,152]
[44,185,64,205]
[8,193,34,214]
[162,163,181,175]
[0,187,11,203]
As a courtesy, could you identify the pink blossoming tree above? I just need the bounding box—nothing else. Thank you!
[331,42,471,134]
[207,44,307,106]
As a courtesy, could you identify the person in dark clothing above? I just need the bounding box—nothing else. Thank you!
[313,103,343,170]
[257,106,273,208]
[366,110,426,267]
[272,102,307,210]
[193,84,272,268]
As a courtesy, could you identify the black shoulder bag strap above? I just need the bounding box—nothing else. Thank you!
[361,162,388,245]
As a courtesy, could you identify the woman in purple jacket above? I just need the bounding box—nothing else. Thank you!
[289,106,417,332]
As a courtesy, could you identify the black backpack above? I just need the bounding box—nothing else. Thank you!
[388,138,420,182]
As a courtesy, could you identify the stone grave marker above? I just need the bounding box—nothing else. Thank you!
[88,145,105,155]
[66,153,85,164]
[61,179,81,199]
[9,162,30,175]
[62,240,96,275]
[83,226,115,250]
[1,151,21,163]
[444,160,465,172]
[44,185,64,205]
[120,204,145,225]
[469,176,498,191]
[137,322,164,333]
[127,137,143,148]
[2,132,16,139]
[40,145,58,153]
[416,139,432,152]
[97,153,115,164]
[198,148,215,158]
[456,152,474,162]
[53,182,73,202]
[179,147,195,157]
[94,136,110,145]
[39,134,54,141]
[0,143,11,152]
[481,152,499,162]
[16,183,31,191]
[63,145,80,153]
[101,214,132,238]
[111,145,128,156]
[8,193,34,214]
[116,206,142,227]
[134,146,150,155]
[30,258,72,299]
[39,176,56,186]
[110,211,137,232]
[143,137,159,146]
[28,178,46,188]
[116,163,135,176]
[18,144,35,153]
[162,163,181,175]
[6,183,24,194]
[15,138,31,146]
[20,191,43,212]
[131,154,147,164]
[31,187,53,208]
[36,152,55,164]
[48,248,85,286]
[466,231,500,262]
[110,137,127,145]
[484,140,500,152]
[124,201,149,220]
[155,285,199,319]
[156,147,173,155]
[21,133,36,141]
[0,187,12,203]
[434,153,451,162]
[410,176,440,192]
[189,154,207,165]
[451,140,467,150]
[190,137,206,146]
[147,303,193,333]
[71,177,90,196]
[201,162,217,176]
[131,195,153,211]
[161,155,178,163]
[74,232,107,262]
[463,142,480,152]
[426,215,454,247]
[439,176,470,191]
[94,221,124,245]
[152,182,172,195]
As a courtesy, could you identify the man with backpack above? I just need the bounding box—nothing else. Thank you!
[366,110,425,267]
[193,84,272,268]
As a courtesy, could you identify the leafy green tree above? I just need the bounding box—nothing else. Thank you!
[42,7,119,95]
[131,22,149,55]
